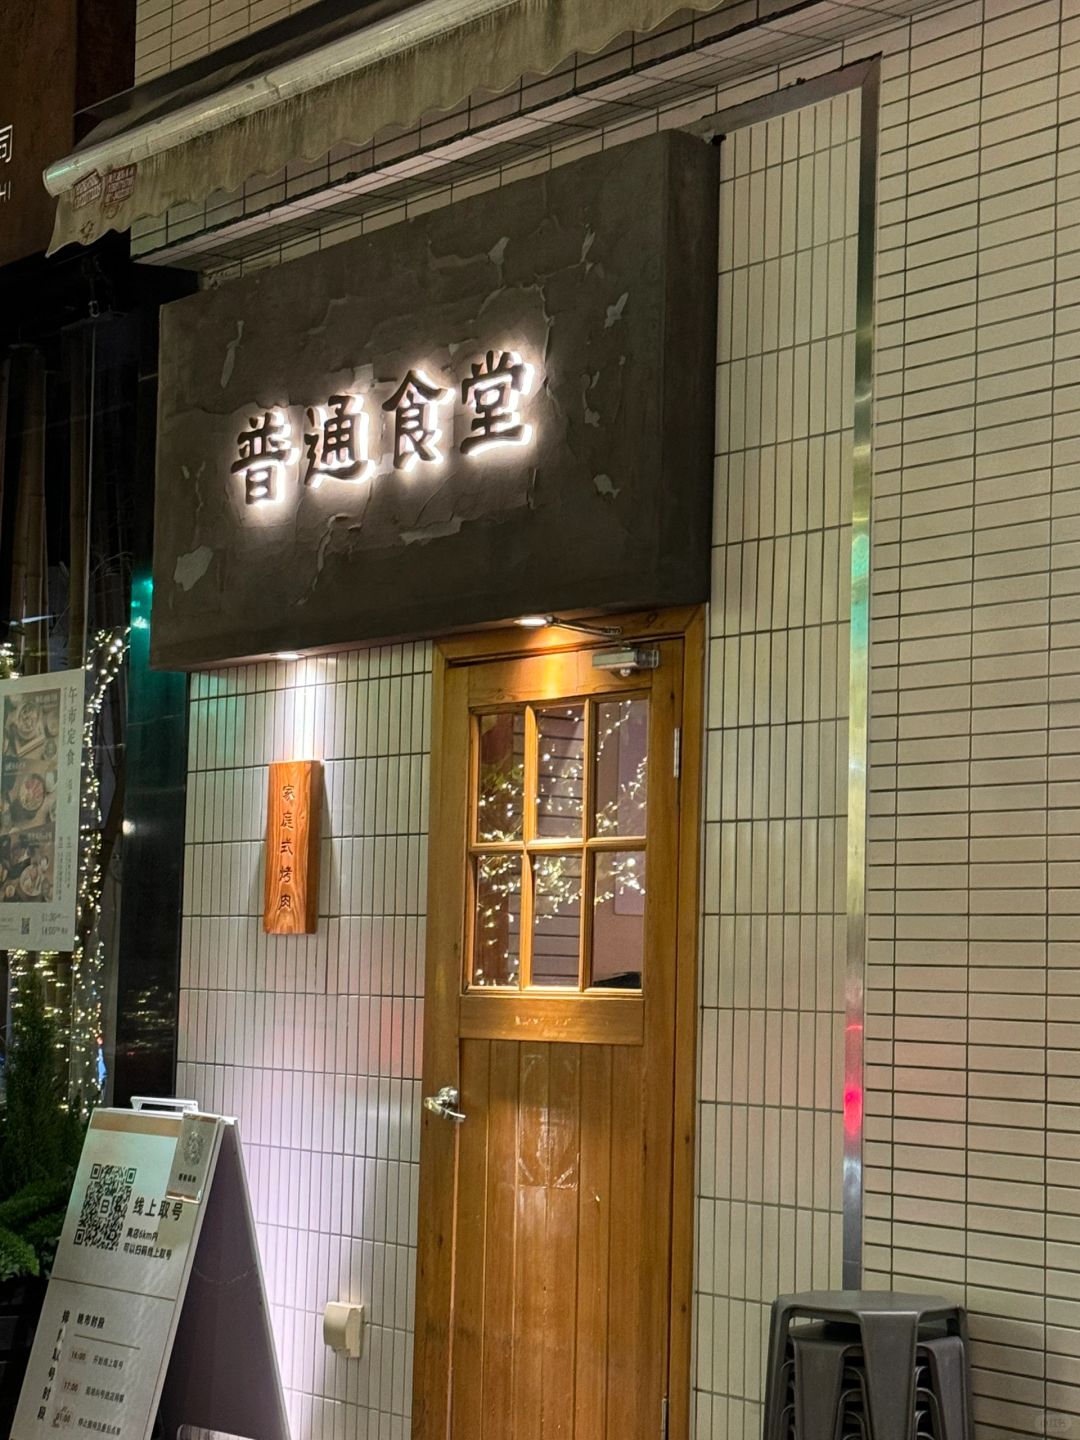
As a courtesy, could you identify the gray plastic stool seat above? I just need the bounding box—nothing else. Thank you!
[762,1290,971,1440]
[790,1333,850,1440]
[919,1334,970,1440]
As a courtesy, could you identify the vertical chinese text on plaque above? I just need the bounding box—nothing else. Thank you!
[263,760,322,934]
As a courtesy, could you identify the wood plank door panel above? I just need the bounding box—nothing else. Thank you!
[452,1038,651,1440]
[415,614,702,1440]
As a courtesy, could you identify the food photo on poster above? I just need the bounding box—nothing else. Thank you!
[1,690,61,905]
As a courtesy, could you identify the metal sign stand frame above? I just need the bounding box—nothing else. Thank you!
[158,1121,289,1440]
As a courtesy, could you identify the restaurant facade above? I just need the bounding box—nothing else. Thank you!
[35,0,1080,1436]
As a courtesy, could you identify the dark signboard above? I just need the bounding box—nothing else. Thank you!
[152,132,718,668]
[0,0,76,266]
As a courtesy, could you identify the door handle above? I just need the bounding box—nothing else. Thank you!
[424,1085,466,1123]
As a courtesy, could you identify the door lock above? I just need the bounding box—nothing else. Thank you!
[424,1085,466,1123]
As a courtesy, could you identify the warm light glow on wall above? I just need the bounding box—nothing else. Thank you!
[270,655,339,761]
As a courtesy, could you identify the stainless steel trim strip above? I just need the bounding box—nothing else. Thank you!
[691,56,878,139]
[842,60,880,1291]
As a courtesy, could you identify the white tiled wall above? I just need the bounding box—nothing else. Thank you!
[135,0,322,80]
[171,4,1080,1440]
[695,90,858,1439]
[177,646,430,1438]
[866,4,1080,1439]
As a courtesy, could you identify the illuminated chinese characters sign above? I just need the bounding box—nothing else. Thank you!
[231,348,536,506]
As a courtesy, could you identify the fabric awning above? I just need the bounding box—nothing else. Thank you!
[45,0,720,254]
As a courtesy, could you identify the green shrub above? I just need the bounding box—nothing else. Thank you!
[0,981,85,1280]
[0,1178,72,1232]
[0,1227,39,1283]
[22,1209,67,1273]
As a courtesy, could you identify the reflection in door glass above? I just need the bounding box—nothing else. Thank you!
[594,698,648,837]
[536,705,585,839]
[476,711,525,842]
[591,851,645,989]
[473,854,521,986]
[531,853,581,987]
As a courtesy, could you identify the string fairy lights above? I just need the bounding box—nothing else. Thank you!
[69,626,130,1106]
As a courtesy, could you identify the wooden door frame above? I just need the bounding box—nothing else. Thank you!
[413,605,705,1440]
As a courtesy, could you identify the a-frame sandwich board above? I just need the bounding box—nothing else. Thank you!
[10,1100,288,1440]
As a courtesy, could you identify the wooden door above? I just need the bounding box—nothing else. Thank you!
[414,613,702,1440]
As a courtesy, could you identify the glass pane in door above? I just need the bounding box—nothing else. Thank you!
[473,855,522,986]
[536,705,585,839]
[594,697,648,838]
[476,711,525,842]
[531,852,582,987]
[591,851,646,989]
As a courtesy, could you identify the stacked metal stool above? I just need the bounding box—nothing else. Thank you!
[763,1292,973,1440]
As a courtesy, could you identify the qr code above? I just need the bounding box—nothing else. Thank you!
[74,1164,136,1251]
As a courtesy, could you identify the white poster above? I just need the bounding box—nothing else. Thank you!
[11,1110,208,1440]
[0,668,83,950]
[17,1284,177,1439]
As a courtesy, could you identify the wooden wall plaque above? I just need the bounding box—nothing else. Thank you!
[263,760,322,934]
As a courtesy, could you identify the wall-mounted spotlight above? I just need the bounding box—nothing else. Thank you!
[515,613,623,638]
